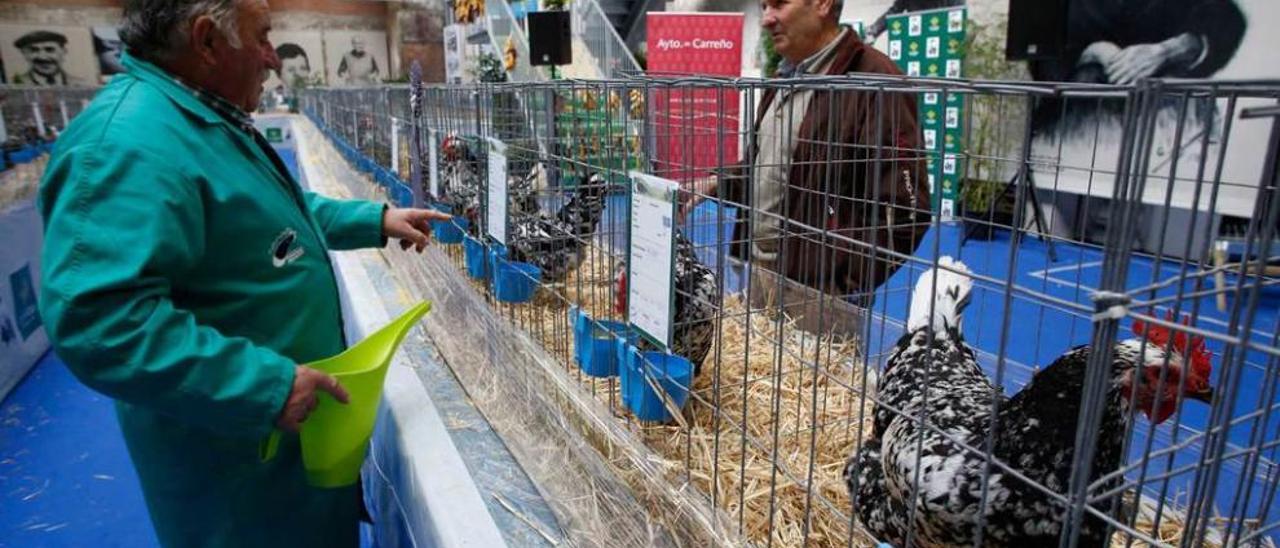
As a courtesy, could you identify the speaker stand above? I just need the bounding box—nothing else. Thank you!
[961,170,1059,262]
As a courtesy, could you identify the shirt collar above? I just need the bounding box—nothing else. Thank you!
[32,71,65,85]
[777,26,850,78]
[121,51,256,136]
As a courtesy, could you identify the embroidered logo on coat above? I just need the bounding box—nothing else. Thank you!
[270,228,305,268]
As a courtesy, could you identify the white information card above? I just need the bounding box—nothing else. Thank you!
[627,171,678,349]
[487,137,508,244]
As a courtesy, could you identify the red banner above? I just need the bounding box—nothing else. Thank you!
[646,13,743,182]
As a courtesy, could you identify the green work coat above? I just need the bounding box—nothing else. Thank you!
[38,54,384,547]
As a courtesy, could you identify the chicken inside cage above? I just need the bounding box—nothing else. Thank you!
[297,73,1280,548]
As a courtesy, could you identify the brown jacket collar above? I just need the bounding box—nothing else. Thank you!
[754,28,870,129]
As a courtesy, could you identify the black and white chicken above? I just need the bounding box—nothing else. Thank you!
[844,257,1215,547]
[437,133,547,238]
[505,171,613,283]
[612,232,721,373]
[438,132,481,220]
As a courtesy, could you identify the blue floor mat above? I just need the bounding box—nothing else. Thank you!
[0,352,158,548]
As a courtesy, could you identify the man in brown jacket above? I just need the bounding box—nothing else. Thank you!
[690,0,930,336]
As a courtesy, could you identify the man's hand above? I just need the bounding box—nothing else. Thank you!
[1079,41,1121,68]
[275,365,350,432]
[1105,34,1203,86]
[383,207,452,252]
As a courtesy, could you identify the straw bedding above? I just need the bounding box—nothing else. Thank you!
[442,235,1249,548]
[0,159,44,209]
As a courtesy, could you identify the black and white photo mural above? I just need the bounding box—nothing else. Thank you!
[0,25,97,86]
[1027,0,1269,221]
[1030,0,1245,139]
[262,30,326,95]
[841,0,1274,224]
[324,30,389,87]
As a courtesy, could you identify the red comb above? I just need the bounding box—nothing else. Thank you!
[614,269,628,315]
[1132,310,1213,379]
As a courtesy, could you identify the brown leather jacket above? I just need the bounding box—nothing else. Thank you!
[721,31,930,299]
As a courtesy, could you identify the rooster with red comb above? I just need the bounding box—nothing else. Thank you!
[845,259,1216,547]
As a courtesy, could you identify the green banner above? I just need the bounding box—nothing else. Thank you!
[887,7,966,218]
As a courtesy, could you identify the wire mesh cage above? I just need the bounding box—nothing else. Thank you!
[1,86,97,205]
[0,85,97,148]
[298,72,1280,547]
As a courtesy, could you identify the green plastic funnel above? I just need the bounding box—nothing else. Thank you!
[261,300,431,488]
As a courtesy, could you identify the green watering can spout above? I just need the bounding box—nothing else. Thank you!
[260,300,432,488]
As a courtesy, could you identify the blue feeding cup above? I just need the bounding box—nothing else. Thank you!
[575,316,632,378]
[432,217,468,244]
[617,342,634,406]
[487,244,508,283]
[493,260,540,303]
[463,236,489,280]
[571,307,590,366]
[622,351,692,422]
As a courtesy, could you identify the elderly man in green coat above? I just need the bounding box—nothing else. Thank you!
[37,1,447,546]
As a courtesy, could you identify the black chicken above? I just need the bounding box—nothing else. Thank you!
[844,257,1214,547]
[612,231,721,373]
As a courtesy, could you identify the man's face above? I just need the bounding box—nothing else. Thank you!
[762,0,831,63]
[280,55,309,86]
[20,41,66,77]
[209,0,280,110]
[352,38,366,55]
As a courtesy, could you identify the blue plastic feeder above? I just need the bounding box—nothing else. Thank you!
[575,315,632,378]
[492,258,540,303]
[432,217,468,244]
[10,147,35,164]
[617,342,636,406]
[463,237,489,280]
[621,352,692,422]
[571,307,590,366]
[487,245,507,280]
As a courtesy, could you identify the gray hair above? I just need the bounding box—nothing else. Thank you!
[119,0,242,61]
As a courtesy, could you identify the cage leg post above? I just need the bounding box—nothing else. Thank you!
[960,171,1058,261]
[1024,171,1058,262]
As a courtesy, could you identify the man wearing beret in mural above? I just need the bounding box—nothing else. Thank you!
[13,30,86,86]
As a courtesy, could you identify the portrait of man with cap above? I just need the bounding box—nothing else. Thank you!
[12,30,86,86]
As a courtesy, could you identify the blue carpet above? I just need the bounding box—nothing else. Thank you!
[0,351,158,548]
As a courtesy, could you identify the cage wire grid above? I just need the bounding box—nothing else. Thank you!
[299,73,1280,548]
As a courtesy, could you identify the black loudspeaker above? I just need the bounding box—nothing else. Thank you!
[1006,0,1068,61]
[527,11,572,66]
